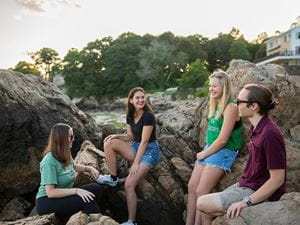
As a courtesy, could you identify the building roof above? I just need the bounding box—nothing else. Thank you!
[265,16,300,44]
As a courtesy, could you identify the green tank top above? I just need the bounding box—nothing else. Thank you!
[205,100,242,151]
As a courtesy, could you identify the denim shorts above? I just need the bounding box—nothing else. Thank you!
[219,183,255,211]
[196,144,238,172]
[132,140,160,168]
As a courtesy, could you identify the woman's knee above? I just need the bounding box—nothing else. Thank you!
[124,179,136,192]
[104,139,117,152]
[80,183,102,196]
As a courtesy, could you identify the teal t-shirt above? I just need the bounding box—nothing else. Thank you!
[36,152,75,199]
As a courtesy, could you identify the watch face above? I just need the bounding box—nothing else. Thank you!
[243,196,252,206]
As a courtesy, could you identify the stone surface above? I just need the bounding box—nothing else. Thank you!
[212,192,300,225]
[1,60,300,225]
[0,70,101,210]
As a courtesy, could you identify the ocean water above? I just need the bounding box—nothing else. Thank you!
[89,111,127,128]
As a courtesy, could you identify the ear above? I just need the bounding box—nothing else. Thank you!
[251,102,260,112]
[129,99,133,104]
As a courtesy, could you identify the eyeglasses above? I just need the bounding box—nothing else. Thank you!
[236,99,254,106]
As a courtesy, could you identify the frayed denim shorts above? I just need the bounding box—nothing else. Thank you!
[132,140,160,168]
[196,144,238,172]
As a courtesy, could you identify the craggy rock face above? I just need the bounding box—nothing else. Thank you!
[227,60,300,138]
[0,70,101,210]
[1,59,300,225]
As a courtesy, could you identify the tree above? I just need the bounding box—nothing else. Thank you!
[254,43,267,61]
[12,61,40,75]
[229,38,251,60]
[100,32,144,97]
[174,35,208,63]
[177,59,209,89]
[204,33,234,71]
[62,37,113,97]
[30,48,61,81]
[137,40,187,90]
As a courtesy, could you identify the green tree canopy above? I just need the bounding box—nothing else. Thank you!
[229,38,251,60]
[12,61,40,75]
[177,59,209,89]
[30,48,61,81]
[137,40,187,90]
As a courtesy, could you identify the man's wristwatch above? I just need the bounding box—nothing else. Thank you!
[242,196,252,206]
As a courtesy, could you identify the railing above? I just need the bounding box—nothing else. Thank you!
[255,51,300,63]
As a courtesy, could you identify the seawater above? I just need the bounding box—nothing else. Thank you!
[88,111,126,128]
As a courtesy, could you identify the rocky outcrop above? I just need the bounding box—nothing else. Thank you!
[0,212,120,225]
[76,96,101,110]
[1,60,299,225]
[66,212,120,225]
[212,192,300,225]
[0,197,31,221]
[0,213,59,225]
[154,60,300,223]
[76,92,177,113]
[0,70,101,210]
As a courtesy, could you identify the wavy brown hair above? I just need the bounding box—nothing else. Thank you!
[43,123,72,167]
[126,87,153,119]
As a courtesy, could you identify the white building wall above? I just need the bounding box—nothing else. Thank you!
[291,26,300,54]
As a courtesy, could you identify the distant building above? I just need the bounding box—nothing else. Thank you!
[256,16,300,75]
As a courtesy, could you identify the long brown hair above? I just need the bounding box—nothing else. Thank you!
[43,123,72,167]
[208,70,232,119]
[126,87,153,119]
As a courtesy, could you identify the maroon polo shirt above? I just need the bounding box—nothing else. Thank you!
[239,116,286,201]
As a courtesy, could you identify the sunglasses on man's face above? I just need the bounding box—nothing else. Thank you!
[236,99,254,106]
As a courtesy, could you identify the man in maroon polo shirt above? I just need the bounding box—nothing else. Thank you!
[196,83,286,223]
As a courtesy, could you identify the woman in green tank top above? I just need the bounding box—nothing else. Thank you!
[186,71,242,225]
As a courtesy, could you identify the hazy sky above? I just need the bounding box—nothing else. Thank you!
[0,0,299,69]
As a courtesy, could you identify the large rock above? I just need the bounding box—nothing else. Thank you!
[0,70,101,210]
[1,60,300,225]
[154,60,300,223]
[0,213,59,225]
[212,192,300,225]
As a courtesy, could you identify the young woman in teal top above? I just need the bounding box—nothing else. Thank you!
[36,123,101,218]
[186,71,242,225]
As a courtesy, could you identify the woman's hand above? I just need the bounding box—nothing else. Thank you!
[75,188,95,203]
[85,166,99,180]
[129,163,139,177]
[104,134,117,143]
[197,151,207,160]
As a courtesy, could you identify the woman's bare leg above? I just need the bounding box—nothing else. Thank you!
[194,165,224,225]
[104,139,135,175]
[124,163,151,221]
[186,164,204,225]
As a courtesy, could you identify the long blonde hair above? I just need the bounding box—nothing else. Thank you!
[43,123,72,167]
[208,71,232,119]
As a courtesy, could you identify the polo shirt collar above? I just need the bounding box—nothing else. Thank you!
[250,115,269,136]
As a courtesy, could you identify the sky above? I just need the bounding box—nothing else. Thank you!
[0,0,300,69]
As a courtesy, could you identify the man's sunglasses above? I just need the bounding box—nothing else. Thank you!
[236,99,254,106]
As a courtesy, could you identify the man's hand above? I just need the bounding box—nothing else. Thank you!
[226,201,247,219]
